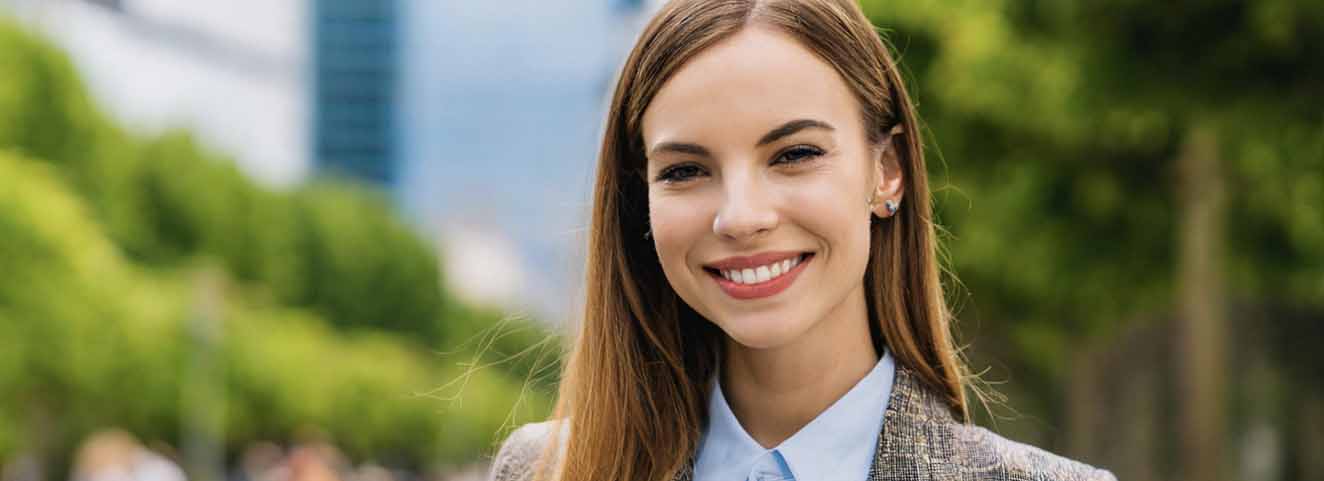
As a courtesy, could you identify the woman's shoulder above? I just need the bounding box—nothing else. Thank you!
[489,420,567,481]
[940,422,1118,481]
[883,367,1116,481]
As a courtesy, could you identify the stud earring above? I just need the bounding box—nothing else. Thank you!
[868,195,899,215]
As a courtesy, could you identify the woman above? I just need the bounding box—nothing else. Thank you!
[490,0,1116,480]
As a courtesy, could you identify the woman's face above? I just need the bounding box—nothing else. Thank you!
[641,26,903,350]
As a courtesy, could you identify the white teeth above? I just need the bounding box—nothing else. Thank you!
[720,254,807,285]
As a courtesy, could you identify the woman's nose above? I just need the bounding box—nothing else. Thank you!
[712,175,778,242]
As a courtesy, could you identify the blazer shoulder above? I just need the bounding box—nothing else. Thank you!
[489,421,565,481]
[947,423,1117,481]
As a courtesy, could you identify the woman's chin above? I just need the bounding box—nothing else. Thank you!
[718,318,810,351]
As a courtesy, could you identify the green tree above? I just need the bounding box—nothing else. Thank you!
[861,1,1323,478]
[0,16,559,476]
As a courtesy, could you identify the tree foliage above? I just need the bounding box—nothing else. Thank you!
[860,0,1323,371]
[0,18,555,471]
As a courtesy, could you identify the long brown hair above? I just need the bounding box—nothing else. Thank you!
[536,1,968,479]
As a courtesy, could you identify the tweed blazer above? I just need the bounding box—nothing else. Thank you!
[489,365,1116,481]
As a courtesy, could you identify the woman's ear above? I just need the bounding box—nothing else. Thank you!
[870,126,906,217]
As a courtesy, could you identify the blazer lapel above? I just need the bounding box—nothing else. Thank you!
[671,365,949,481]
[866,365,960,481]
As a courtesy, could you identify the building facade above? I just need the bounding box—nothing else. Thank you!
[312,0,398,185]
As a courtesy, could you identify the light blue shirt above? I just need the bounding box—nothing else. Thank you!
[693,348,896,481]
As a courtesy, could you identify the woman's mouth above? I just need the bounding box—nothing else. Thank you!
[703,252,814,300]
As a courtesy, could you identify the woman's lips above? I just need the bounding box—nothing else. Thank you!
[706,253,813,300]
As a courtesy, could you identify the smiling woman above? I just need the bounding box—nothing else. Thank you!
[489,1,1115,481]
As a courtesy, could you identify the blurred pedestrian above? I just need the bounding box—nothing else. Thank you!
[72,430,187,481]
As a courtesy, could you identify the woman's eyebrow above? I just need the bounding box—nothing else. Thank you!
[649,141,711,158]
[647,118,835,158]
[756,118,835,147]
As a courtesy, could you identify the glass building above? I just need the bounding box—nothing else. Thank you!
[312,0,398,185]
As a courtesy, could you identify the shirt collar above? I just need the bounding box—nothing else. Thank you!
[694,347,896,481]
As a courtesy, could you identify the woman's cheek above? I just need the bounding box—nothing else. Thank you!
[782,175,868,254]
[784,176,851,221]
[648,196,708,277]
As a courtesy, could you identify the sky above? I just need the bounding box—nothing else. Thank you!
[399,0,658,322]
[3,0,310,187]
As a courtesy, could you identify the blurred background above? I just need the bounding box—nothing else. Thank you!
[0,1,1319,481]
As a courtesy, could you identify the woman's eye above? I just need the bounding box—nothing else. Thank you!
[774,146,825,165]
[654,147,821,184]
[656,163,706,183]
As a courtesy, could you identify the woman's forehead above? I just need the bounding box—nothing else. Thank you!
[640,25,863,152]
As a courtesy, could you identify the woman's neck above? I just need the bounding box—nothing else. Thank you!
[719,283,880,449]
